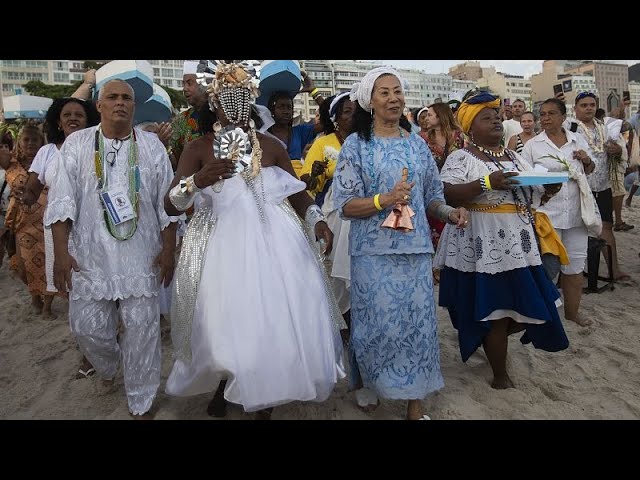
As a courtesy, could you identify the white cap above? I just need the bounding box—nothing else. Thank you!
[183,61,199,76]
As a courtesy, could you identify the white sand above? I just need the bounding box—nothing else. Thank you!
[1,206,639,420]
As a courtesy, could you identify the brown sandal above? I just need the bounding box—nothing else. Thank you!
[613,222,634,232]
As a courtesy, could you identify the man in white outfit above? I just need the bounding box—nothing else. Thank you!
[502,98,526,145]
[46,79,180,418]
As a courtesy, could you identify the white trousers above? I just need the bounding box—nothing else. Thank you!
[69,295,161,415]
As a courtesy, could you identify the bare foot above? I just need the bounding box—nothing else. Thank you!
[406,400,426,420]
[254,408,273,420]
[566,315,593,327]
[31,295,43,314]
[491,375,515,389]
[206,390,228,418]
[507,320,526,336]
[614,272,632,282]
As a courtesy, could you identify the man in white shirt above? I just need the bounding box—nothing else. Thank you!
[502,99,526,145]
[565,92,629,282]
[45,79,181,418]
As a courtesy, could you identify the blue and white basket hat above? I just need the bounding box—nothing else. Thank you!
[256,60,302,107]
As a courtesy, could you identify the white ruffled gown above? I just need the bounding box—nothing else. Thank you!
[166,166,345,412]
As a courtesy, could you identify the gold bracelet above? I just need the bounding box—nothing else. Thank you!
[373,193,383,211]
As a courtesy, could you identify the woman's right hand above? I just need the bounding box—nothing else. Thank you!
[311,160,327,177]
[488,170,520,190]
[193,155,236,188]
[386,179,416,205]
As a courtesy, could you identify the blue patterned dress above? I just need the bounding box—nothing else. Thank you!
[333,131,445,400]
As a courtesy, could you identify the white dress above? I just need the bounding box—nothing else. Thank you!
[29,143,59,293]
[166,166,345,412]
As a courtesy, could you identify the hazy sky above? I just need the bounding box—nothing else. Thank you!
[379,60,640,78]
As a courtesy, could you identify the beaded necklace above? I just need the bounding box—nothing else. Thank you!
[94,125,140,241]
[575,118,605,154]
[366,126,412,195]
[471,141,505,158]
[483,149,535,225]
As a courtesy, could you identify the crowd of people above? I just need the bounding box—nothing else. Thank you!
[1,60,638,420]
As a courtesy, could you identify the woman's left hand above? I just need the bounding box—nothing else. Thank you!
[314,221,334,255]
[605,140,622,156]
[448,207,469,228]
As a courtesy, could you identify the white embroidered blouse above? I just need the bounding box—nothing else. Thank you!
[434,149,544,275]
[44,126,181,301]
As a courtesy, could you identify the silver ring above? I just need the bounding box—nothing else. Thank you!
[218,175,223,180]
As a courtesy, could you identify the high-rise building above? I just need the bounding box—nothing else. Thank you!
[565,62,628,113]
[448,61,483,82]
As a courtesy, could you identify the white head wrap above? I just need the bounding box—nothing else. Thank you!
[253,104,275,133]
[417,106,429,120]
[329,91,351,122]
[349,66,405,113]
[183,60,199,76]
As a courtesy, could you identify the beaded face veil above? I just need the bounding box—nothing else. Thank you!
[196,60,261,125]
[195,60,263,181]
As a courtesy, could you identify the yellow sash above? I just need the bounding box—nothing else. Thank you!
[464,204,569,265]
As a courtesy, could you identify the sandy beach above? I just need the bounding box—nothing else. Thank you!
[1,206,639,420]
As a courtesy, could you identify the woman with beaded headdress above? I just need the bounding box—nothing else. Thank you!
[333,67,468,420]
[435,90,569,390]
[164,60,345,420]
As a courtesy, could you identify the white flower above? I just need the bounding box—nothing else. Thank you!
[323,146,339,163]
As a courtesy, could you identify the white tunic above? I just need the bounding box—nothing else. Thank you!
[44,126,179,301]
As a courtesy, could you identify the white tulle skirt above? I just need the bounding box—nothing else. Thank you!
[166,167,345,412]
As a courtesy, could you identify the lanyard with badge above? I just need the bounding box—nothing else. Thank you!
[94,125,141,240]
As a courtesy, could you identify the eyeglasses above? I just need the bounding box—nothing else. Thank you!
[575,92,596,102]
[106,138,123,167]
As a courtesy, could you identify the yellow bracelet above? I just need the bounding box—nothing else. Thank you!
[373,193,383,211]
[310,87,319,98]
[484,175,493,191]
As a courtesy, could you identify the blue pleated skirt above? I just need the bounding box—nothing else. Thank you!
[439,265,569,362]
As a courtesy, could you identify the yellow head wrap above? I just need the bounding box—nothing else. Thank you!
[456,97,501,134]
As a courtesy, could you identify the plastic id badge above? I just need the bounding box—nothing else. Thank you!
[100,188,136,225]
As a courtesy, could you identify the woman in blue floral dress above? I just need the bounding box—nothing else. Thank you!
[334,67,468,420]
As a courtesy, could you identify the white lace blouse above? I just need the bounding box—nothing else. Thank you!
[434,149,544,275]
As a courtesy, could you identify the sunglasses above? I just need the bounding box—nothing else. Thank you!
[106,138,123,167]
[575,91,596,102]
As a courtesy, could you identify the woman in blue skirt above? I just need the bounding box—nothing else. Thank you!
[334,67,468,420]
[435,90,569,389]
